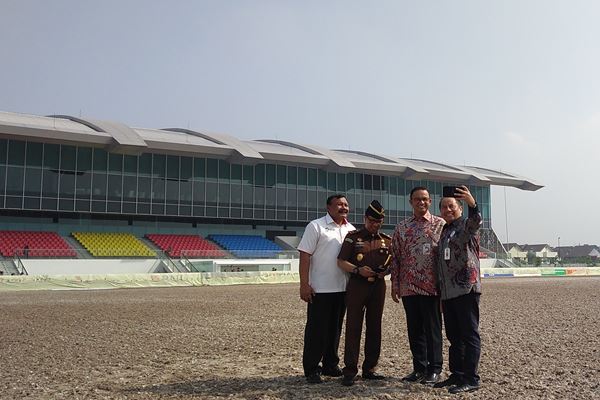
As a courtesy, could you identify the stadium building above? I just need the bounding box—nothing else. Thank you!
[0,111,542,276]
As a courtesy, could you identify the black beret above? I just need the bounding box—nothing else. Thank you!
[365,200,385,220]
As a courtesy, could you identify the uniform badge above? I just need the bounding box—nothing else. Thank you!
[357,253,363,261]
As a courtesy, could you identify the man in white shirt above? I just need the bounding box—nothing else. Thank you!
[298,194,355,384]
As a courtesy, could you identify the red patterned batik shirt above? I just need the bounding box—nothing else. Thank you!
[390,211,445,296]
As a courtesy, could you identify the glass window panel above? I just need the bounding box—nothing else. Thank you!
[137,177,151,202]
[124,154,137,174]
[266,187,275,206]
[242,185,253,207]
[206,182,218,206]
[6,166,24,195]
[219,160,230,179]
[123,176,137,202]
[254,187,265,206]
[93,148,108,172]
[276,188,286,208]
[231,164,242,181]
[152,177,165,201]
[59,145,76,171]
[193,205,205,217]
[218,207,230,218]
[287,188,296,207]
[307,168,317,187]
[59,199,74,211]
[108,153,123,173]
[194,157,206,179]
[167,155,179,179]
[151,204,165,215]
[180,180,192,205]
[5,196,22,208]
[107,174,122,201]
[242,209,252,219]
[277,165,286,185]
[26,142,43,167]
[219,183,230,206]
[0,165,5,195]
[42,169,59,197]
[77,147,92,171]
[137,202,150,214]
[166,204,178,216]
[287,166,297,185]
[373,175,382,191]
[318,169,327,189]
[0,139,7,164]
[59,172,75,197]
[76,199,91,212]
[482,187,490,203]
[139,153,152,176]
[41,198,57,210]
[179,205,191,216]
[336,173,346,192]
[166,179,179,202]
[24,168,42,196]
[364,174,373,190]
[92,173,107,200]
[206,206,217,217]
[266,164,275,186]
[122,202,136,214]
[8,140,25,166]
[180,156,192,180]
[243,165,253,184]
[231,207,241,218]
[152,154,166,178]
[231,184,242,207]
[346,173,355,191]
[24,197,40,210]
[206,158,218,180]
[193,181,205,205]
[327,172,336,191]
[43,144,60,169]
[255,164,265,186]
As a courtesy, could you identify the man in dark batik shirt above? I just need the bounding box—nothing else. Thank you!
[434,185,483,395]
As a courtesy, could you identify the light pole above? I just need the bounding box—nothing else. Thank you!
[557,236,561,265]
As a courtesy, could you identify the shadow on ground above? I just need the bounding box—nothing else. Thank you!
[120,375,441,399]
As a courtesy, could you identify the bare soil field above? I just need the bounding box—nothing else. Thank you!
[1,277,599,400]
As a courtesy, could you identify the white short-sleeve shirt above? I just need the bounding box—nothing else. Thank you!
[297,213,356,293]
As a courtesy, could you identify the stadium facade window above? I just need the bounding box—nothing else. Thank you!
[0,139,493,228]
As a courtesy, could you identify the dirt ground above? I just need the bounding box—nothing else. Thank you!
[1,277,599,400]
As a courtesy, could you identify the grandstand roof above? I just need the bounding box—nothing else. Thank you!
[0,110,543,191]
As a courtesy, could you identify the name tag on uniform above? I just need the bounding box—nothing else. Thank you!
[444,247,450,260]
[423,243,431,255]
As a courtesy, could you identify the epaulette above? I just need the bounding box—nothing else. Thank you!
[343,230,360,243]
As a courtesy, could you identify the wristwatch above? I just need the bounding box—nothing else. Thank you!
[353,265,360,275]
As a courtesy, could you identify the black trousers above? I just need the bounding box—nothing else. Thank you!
[302,292,346,376]
[401,294,443,374]
[343,277,386,377]
[442,291,481,385]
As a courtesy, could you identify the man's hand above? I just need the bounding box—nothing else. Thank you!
[358,266,376,278]
[300,282,315,303]
[391,285,400,303]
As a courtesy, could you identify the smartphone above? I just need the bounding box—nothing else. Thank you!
[442,186,460,198]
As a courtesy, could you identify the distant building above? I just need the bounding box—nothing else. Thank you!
[503,243,527,262]
[555,245,600,263]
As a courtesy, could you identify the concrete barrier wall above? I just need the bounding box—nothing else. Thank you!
[1,267,599,291]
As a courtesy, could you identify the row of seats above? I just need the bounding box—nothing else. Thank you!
[208,234,283,258]
[0,231,284,259]
[72,232,156,257]
[0,231,77,257]
[145,234,227,258]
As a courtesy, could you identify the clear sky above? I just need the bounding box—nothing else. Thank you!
[2,1,598,246]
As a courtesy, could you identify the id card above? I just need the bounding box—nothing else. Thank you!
[422,243,431,255]
[444,247,450,260]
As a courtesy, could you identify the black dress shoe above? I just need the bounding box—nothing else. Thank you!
[341,375,355,386]
[421,372,441,385]
[322,366,343,377]
[433,374,462,388]
[449,383,480,394]
[363,371,385,380]
[306,372,323,384]
[401,371,425,382]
